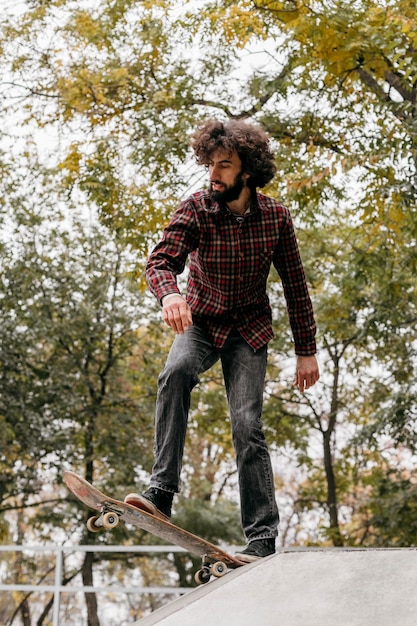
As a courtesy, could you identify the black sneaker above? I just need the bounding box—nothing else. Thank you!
[124,488,173,520]
[236,538,276,563]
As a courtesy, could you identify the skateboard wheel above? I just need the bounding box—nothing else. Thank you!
[212,561,228,577]
[102,512,119,529]
[194,568,211,585]
[86,515,102,533]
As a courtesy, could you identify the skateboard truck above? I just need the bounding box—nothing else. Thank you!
[194,555,230,584]
[86,505,121,532]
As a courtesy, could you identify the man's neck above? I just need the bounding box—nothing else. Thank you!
[226,187,252,216]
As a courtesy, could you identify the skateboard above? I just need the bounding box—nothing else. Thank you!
[63,470,245,584]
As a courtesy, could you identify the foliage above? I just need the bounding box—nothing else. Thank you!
[366,469,417,546]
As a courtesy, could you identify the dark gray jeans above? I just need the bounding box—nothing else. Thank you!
[149,325,279,541]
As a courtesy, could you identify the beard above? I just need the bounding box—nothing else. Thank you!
[210,171,245,203]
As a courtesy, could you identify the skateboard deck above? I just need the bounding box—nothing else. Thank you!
[63,470,245,583]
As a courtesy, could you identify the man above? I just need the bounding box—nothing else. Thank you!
[125,118,319,562]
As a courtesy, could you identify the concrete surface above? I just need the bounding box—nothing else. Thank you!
[135,548,417,625]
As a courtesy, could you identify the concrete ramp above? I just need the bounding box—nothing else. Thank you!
[136,548,417,625]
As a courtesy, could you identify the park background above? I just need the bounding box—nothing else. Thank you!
[0,0,416,623]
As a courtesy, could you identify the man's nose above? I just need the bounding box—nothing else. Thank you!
[209,164,220,180]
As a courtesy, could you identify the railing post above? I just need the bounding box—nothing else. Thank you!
[52,546,63,626]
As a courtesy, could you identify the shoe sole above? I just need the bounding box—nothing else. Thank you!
[235,551,275,563]
[236,554,262,563]
[124,494,170,521]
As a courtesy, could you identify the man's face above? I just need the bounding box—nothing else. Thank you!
[208,149,249,203]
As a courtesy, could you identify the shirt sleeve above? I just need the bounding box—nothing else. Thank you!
[273,210,317,356]
[145,200,200,305]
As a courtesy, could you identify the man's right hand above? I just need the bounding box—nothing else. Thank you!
[162,295,193,334]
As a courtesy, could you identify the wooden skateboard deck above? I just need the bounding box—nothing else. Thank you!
[63,470,245,583]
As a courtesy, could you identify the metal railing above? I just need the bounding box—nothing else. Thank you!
[0,544,193,625]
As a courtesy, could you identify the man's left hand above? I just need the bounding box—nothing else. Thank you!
[294,355,320,392]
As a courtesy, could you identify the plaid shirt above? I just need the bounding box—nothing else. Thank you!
[146,190,316,354]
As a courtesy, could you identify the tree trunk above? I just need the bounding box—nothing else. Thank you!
[323,353,344,547]
[323,427,343,546]
[20,598,31,626]
[82,551,100,626]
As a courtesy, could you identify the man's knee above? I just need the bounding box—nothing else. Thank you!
[158,358,199,389]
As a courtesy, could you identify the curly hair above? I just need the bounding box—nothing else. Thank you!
[191,118,277,189]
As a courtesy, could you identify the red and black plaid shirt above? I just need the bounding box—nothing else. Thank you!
[146,190,317,354]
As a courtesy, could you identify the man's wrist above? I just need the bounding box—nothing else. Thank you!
[161,293,182,306]
[295,345,317,357]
